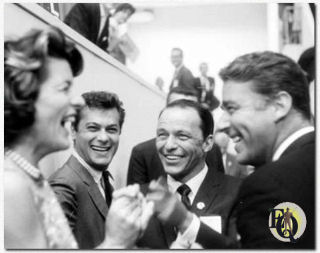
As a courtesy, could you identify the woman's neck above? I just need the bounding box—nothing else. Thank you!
[10,138,42,167]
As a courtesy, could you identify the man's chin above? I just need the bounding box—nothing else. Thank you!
[164,165,184,176]
[90,160,111,170]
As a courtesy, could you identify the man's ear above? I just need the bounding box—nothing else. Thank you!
[203,134,214,152]
[272,91,292,122]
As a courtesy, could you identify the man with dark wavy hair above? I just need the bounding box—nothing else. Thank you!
[49,91,126,249]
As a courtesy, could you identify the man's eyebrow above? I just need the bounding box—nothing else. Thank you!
[85,122,100,126]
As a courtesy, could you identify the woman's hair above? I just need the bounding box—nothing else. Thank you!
[4,26,83,147]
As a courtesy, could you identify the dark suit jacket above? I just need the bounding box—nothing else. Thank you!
[195,132,315,249]
[49,156,108,249]
[194,76,219,111]
[194,76,215,91]
[137,169,242,248]
[169,66,197,91]
[127,138,225,185]
[64,3,110,50]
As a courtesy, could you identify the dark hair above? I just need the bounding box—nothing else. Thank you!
[114,3,136,15]
[75,91,125,131]
[167,86,199,104]
[4,26,83,147]
[298,47,315,84]
[159,99,214,139]
[219,51,311,119]
[171,48,183,57]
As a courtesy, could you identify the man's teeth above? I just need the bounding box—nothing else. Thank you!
[165,155,181,159]
[232,136,242,143]
[91,146,110,152]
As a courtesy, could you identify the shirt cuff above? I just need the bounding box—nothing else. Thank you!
[170,214,202,249]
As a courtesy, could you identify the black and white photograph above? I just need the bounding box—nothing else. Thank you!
[3,1,317,250]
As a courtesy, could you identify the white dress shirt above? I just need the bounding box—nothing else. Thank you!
[98,4,109,40]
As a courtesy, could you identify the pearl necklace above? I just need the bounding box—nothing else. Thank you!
[5,149,42,180]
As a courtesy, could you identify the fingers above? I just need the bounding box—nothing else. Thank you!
[139,201,154,231]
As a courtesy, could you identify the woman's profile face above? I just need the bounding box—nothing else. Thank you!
[31,57,80,155]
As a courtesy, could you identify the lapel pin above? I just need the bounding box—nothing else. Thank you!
[197,202,205,210]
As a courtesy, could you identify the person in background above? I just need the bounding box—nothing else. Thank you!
[214,131,249,178]
[64,3,135,64]
[297,47,315,116]
[4,26,153,249]
[49,91,128,249]
[169,48,198,93]
[194,62,220,111]
[137,100,241,249]
[127,86,224,185]
[146,51,314,249]
[64,3,112,50]
[107,3,136,64]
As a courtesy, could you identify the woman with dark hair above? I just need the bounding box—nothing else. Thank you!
[4,26,152,249]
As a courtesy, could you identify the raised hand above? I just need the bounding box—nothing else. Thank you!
[146,177,193,233]
[100,184,153,248]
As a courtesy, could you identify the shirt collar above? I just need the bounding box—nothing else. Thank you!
[167,164,208,203]
[272,126,314,161]
[99,4,108,18]
[72,150,104,184]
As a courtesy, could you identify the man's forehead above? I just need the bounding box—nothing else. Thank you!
[222,80,256,100]
[80,107,119,121]
[158,107,200,126]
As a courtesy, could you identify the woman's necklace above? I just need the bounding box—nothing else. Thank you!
[5,149,42,181]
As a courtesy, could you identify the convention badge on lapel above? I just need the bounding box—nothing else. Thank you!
[196,202,205,210]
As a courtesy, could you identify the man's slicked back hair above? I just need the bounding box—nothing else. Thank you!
[159,99,214,139]
[219,51,311,119]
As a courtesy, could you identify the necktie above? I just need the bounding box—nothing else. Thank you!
[177,184,192,210]
[101,170,114,206]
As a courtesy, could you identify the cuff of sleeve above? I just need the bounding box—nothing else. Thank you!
[170,214,201,249]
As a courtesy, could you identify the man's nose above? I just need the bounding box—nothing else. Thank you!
[164,135,178,150]
[97,130,109,143]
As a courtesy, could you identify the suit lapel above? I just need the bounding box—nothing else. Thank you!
[191,169,221,216]
[67,156,108,219]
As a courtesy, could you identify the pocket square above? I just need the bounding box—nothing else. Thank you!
[200,215,222,233]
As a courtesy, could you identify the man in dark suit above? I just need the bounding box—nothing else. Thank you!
[127,86,224,185]
[194,62,220,111]
[147,51,315,249]
[64,3,135,58]
[49,91,126,249]
[169,48,198,92]
[137,100,241,249]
